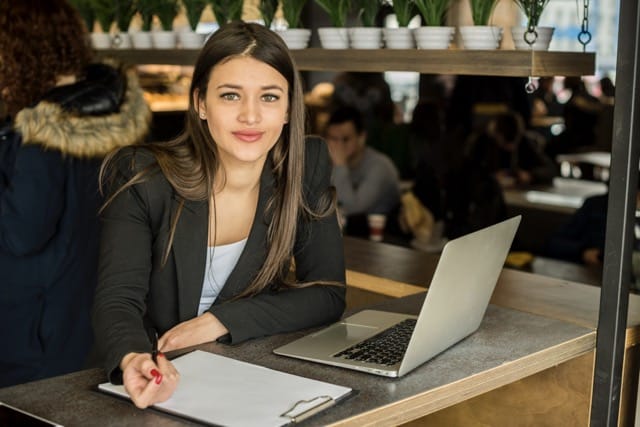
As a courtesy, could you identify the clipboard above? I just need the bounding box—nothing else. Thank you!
[98,350,353,426]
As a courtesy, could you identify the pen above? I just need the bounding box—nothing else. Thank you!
[151,329,158,364]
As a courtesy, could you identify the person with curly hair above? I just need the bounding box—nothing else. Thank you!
[0,0,151,386]
[92,22,345,409]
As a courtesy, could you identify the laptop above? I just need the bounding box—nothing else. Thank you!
[274,216,521,377]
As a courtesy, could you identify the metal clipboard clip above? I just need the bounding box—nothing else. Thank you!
[279,395,335,423]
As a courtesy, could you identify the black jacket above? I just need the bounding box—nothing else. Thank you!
[0,63,151,386]
[92,138,346,383]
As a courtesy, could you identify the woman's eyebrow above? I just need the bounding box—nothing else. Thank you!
[215,83,285,92]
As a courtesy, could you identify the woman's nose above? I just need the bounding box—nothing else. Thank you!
[238,99,260,125]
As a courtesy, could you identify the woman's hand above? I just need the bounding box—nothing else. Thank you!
[158,312,229,353]
[120,352,180,409]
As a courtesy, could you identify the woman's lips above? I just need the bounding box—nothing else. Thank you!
[233,130,263,142]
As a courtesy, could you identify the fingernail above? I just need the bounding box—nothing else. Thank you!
[157,352,165,358]
[150,369,160,377]
[155,374,163,384]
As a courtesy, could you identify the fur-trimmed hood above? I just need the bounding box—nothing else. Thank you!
[13,65,151,158]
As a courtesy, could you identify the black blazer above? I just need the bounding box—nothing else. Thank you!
[92,137,346,382]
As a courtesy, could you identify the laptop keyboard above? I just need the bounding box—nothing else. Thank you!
[332,318,417,366]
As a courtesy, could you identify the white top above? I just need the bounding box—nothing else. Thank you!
[198,238,248,316]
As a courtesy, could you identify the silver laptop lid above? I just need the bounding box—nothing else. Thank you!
[398,215,521,376]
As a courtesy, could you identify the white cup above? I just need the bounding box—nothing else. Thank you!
[367,214,387,242]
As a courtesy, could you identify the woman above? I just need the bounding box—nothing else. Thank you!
[0,0,151,386]
[92,22,346,408]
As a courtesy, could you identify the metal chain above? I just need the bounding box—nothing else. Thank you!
[112,0,123,47]
[525,76,537,94]
[578,0,592,51]
[524,1,538,46]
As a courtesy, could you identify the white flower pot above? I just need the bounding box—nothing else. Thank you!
[179,30,206,49]
[413,26,455,50]
[383,27,414,49]
[131,31,153,49]
[112,32,132,49]
[90,33,112,49]
[318,27,349,49]
[348,27,382,49]
[152,31,177,49]
[511,26,554,51]
[275,28,312,49]
[459,26,503,50]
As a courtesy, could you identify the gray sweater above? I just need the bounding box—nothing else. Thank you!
[332,146,401,216]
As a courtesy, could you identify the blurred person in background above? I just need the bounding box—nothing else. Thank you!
[0,0,151,386]
[479,111,557,189]
[546,76,603,157]
[545,192,607,266]
[325,106,401,237]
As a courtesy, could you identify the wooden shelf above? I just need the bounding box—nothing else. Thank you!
[97,48,595,77]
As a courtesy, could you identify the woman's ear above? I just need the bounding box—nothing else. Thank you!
[194,89,206,119]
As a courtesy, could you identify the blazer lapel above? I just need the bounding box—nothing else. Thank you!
[172,195,208,320]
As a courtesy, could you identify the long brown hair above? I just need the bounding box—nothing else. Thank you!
[0,0,92,118]
[101,22,334,297]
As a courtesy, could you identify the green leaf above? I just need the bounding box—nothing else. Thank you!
[114,0,136,32]
[282,0,307,28]
[513,0,551,27]
[469,0,499,25]
[89,0,115,32]
[314,0,351,27]
[155,0,180,30]
[355,0,381,27]
[183,0,208,30]
[209,0,245,24]
[387,0,416,27]
[68,0,95,31]
[414,0,450,27]
[135,0,156,31]
[259,0,279,28]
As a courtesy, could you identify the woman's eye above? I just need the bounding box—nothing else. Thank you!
[220,93,239,101]
[262,94,280,102]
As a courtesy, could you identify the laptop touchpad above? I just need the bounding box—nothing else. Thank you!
[311,322,380,344]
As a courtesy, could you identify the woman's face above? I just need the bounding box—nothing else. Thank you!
[197,56,289,170]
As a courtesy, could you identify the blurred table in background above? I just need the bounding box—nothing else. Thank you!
[503,177,608,254]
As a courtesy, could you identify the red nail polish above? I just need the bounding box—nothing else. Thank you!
[157,352,165,358]
[150,369,159,377]
[155,374,163,384]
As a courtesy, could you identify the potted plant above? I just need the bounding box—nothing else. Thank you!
[282,0,307,29]
[113,0,136,48]
[131,0,155,48]
[259,0,278,28]
[153,0,180,48]
[277,0,311,49]
[511,0,554,51]
[180,0,208,48]
[68,0,95,32]
[209,0,244,25]
[459,0,502,50]
[382,0,417,49]
[315,0,351,49]
[88,0,115,48]
[413,0,454,49]
[349,0,382,49]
